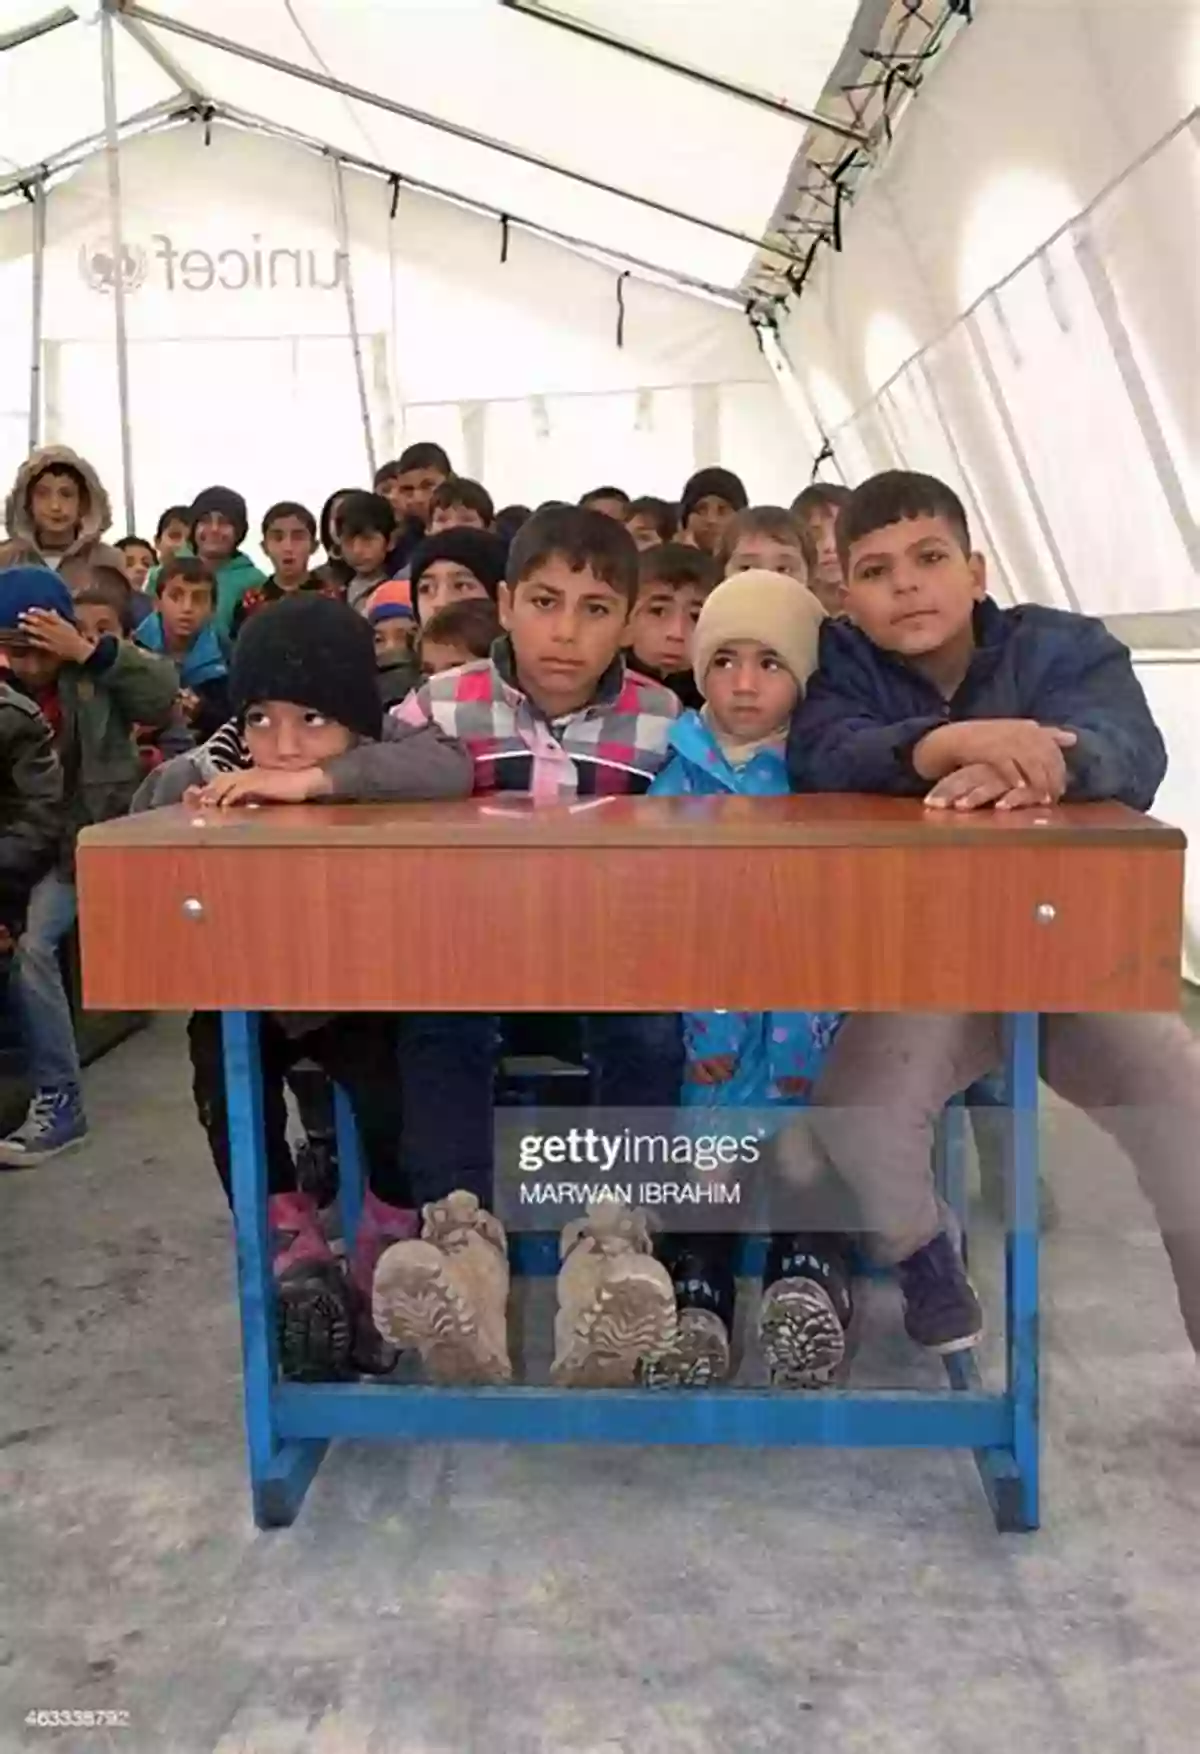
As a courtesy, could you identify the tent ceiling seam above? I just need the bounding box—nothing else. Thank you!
[117,1,815,270]
[499,0,869,144]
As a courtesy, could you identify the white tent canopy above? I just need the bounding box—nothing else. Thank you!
[0,0,1198,962]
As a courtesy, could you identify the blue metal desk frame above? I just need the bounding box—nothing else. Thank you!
[223,1010,1040,1534]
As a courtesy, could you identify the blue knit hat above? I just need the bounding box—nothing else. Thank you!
[0,566,76,632]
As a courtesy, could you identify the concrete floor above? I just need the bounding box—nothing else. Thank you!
[0,1020,1197,1754]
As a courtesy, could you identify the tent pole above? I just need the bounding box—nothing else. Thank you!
[27,177,47,450]
[330,155,376,481]
[99,5,136,534]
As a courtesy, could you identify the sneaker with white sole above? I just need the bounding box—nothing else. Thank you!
[0,1087,88,1168]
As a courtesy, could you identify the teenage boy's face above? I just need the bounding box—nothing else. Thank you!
[30,472,82,550]
[373,617,413,658]
[415,560,490,622]
[803,507,845,597]
[76,603,123,643]
[499,556,628,716]
[628,582,706,675]
[420,636,472,676]
[626,514,664,552]
[429,503,487,535]
[243,700,355,770]
[340,528,389,577]
[393,467,447,525]
[264,516,314,585]
[725,534,807,584]
[159,578,214,646]
[686,495,736,556]
[121,543,155,591]
[157,519,190,563]
[843,514,985,661]
[194,513,237,565]
[704,640,799,742]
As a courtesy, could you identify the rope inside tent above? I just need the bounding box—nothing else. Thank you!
[616,271,629,348]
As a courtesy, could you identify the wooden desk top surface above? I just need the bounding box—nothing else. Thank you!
[76,795,1187,1015]
[79,793,1185,852]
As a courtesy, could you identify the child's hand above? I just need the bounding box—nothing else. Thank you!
[191,767,333,809]
[686,1055,738,1086]
[924,763,1050,812]
[17,609,95,666]
[177,688,200,723]
[915,720,1075,798]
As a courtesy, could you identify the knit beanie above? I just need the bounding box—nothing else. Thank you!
[680,467,749,526]
[368,601,414,626]
[692,570,826,696]
[364,576,413,619]
[0,565,76,631]
[190,485,249,550]
[408,529,507,622]
[230,594,382,740]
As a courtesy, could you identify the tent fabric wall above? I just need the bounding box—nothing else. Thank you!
[774,0,1200,974]
[0,119,810,534]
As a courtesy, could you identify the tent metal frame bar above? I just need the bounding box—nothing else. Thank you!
[0,97,192,204]
[119,2,818,269]
[498,0,869,144]
[27,176,47,449]
[99,4,137,534]
[0,6,74,54]
[116,8,207,104]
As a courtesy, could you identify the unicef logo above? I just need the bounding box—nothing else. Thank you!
[79,240,148,295]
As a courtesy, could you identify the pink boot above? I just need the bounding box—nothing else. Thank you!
[348,1190,419,1374]
[268,1190,352,1381]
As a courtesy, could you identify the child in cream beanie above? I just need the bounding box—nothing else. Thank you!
[689,568,826,767]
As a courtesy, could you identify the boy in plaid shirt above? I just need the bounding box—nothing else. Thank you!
[343,507,687,1389]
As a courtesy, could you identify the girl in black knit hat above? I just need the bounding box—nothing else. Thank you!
[407,528,507,626]
[130,593,473,1381]
[184,484,268,639]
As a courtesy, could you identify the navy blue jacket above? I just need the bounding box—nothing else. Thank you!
[787,598,1166,811]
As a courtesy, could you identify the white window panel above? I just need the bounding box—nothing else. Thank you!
[974,234,1196,615]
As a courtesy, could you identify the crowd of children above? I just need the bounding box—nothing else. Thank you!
[1,438,1197,1398]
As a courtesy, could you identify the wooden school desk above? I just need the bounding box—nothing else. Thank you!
[77,795,1185,1532]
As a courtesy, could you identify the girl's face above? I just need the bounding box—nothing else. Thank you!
[120,542,156,591]
[243,699,355,770]
[415,561,490,622]
[703,639,799,742]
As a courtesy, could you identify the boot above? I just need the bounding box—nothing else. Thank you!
[638,1236,736,1389]
[372,1190,512,1384]
[758,1232,854,1389]
[269,1190,352,1382]
[347,1190,419,1375]
[552,1202,677,1387]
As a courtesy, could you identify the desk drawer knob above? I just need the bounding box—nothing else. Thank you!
[1035,902,1057,924]
[182,897,205,921]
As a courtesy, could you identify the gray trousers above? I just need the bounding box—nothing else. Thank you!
[780,1012,1200,1352]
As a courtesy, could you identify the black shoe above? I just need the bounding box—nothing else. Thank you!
[638,1242,735,1388]
[759,1234,853,1389]
[275,1261,354,1382]
[896,1232,983,1354]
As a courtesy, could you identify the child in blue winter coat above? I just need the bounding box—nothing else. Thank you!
[645,569,857,1390]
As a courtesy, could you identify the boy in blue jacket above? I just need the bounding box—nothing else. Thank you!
[135,555,231,744]
[647,570,855,1389]
[787,470,1200,1362]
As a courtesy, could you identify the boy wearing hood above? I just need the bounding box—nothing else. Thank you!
[3,446,127,590]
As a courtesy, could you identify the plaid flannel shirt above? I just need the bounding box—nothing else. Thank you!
[393,637,679,797]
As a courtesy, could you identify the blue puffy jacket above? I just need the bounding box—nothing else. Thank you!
[787,598,1167,810]
[651,711,842,1120]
